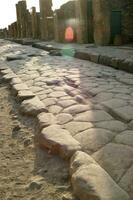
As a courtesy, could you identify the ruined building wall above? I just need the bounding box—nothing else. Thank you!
[16,0,28,38]
[54,1,76,43]
[108,0,133,43]
[39,0,54,40]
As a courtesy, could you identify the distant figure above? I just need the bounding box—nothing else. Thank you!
[65,26,74,42]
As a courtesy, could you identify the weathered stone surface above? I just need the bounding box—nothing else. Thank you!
[119,165,133,199]
[102,99,127,109]
[90,53,100,63]
[10,77,22,85]
[75,128,115,153]
[45,79,61,86]
[71,151,130,200]
[12,83,29,95]
[94,120,127,132]
[75,110,113,122]
[42,98,57,107]
[37,112,57,129]
[0,64,9,70]
[20,97,48,116]
[3,73,17,80]
[6,55,24,61]
[93,0,110,45]
[64,122,93,136]
[63,105,92,115]
[112,106,133,122]
[48,105,62,114]
[93,143,133,182]
[114,131,133,147]
[58,100,77,108]
[56,113,73,125]
[30,86,43,93]
[70,151,97,175]
[74,95,85,103]
[38,125,81,159]
[129,120,133,128]
[38,94,47,100]
[17,90,35,101]
[49,91,67,98]
[1,68,13,75]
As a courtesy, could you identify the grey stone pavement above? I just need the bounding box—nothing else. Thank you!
[0,40,133,199]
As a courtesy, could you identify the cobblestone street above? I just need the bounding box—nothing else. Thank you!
[0,40,133,200]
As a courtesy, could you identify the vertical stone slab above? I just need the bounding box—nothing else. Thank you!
[54,11,59,42]
[26,10,32,38]
[93,0,111,45]
[21,0,27,38]
[36,13,41,39]
[31,7,38,39]
[39,0,53,40]
[75,0,88,43]
[16,3,21,38]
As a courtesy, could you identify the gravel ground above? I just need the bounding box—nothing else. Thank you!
[0,77,72,200]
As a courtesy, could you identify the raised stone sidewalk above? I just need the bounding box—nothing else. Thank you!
[10,38,133,74]
[0,39,133,200]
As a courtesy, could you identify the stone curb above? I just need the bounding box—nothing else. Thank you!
[0,63,131,200]
[9,39,133,74]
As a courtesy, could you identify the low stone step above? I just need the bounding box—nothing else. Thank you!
[38,125,81,159]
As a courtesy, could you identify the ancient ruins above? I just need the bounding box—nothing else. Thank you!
[0,0,133,45]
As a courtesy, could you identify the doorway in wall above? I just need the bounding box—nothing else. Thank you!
[111,10,122,43]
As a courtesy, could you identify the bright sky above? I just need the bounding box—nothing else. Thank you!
[0,0,69,28]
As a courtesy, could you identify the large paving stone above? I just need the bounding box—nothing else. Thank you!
[30,86,43,93]
[71,151,130,200]
[12,83,29,95]
[119,164,133,199]
[75,128,115,153]
[49,91,67,98]
[48,105,62,114]
[64,121,93,136]
[42,98,57,107]
[3,73,17,81]
[56,113,73,125]
[102,99,127,109]
[75,110,113,122]
[94,120,127,132]
[63,105,93,115]
[93,92,114,102]
[1,68,13,75]
[70,151,97,175]
[37,112,57,129]
[114,131,133,147]
[112,106,133,122]
[10,77,22,85]
[20,97,48,116]
[17,90,35,101]
[93,143,133,182]
[38,125,81,159]
[129,120,133,128]
[58,99,77,108]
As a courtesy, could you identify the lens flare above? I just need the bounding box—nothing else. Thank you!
[65,26,74,42]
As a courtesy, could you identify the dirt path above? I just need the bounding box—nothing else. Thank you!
[0,77,72,200]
